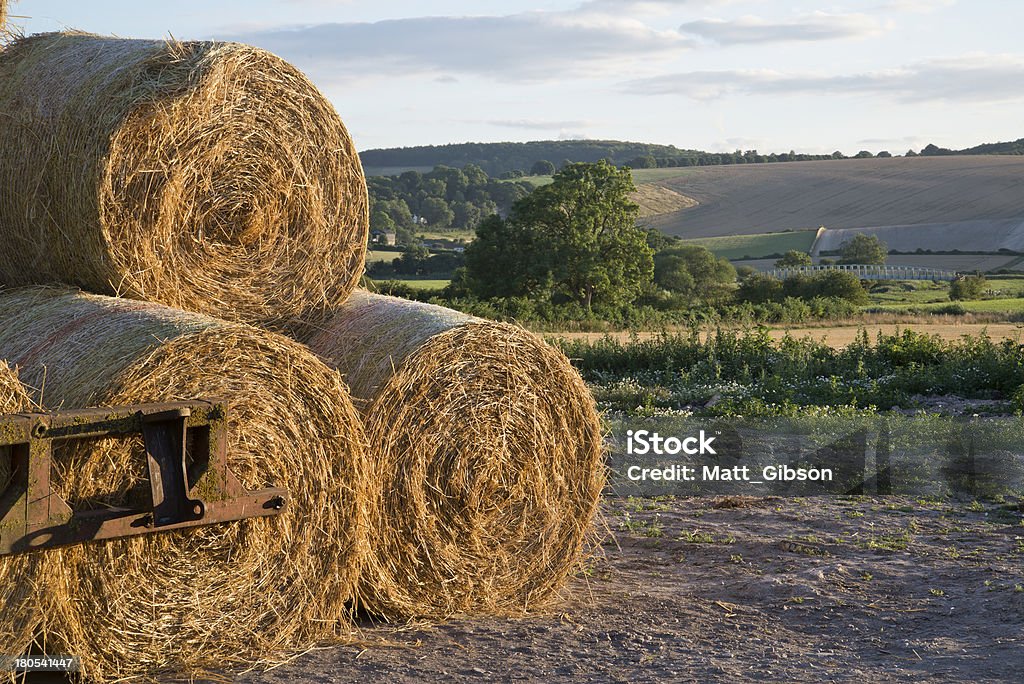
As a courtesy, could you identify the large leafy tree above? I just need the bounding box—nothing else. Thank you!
[463,161,653,309]
[838,234,888,265]
[654,245,736,304]
[775,250,813,268]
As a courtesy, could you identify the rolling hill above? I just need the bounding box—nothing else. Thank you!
[643,155,1024,240]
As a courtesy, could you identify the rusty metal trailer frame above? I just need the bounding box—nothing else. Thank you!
[0,399,286,556]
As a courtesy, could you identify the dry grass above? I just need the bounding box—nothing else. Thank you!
[0,362,42,676]
[0,288,369,682]
[0,2,7,32]
[631,184,697,218]
[303,291,605,620]
[0,33,368,331]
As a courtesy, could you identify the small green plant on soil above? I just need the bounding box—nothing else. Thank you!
[859,530,912,551]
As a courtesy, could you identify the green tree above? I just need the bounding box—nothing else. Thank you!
[838,234,888,265]
[807,270,868,304]
[463,161,653,310]
[737,273,784,304]
[420,197,454,228]
[950,275,986,301]
[393,243,431,275]
[654,245,736,304]
[369,204,396,233]
[775,250,813,268]
[530,159,555,176]
[461,215,548,298]
[517,161,652,309]
[451,201,482,230]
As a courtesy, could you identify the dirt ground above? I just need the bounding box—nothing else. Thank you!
[551,322,1024,348]
[238,495,1024,683]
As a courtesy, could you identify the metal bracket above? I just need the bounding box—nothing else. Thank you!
[0,399,287,556]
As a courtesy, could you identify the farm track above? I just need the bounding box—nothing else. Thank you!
[240,496,1024,683]
[646,156,1024,239]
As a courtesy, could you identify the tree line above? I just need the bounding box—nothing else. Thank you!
[361,137,1024,178]
[368,165,533,243]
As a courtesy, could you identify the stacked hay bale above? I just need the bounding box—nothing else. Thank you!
[0,362,43,669]
[0,32,368,332]
[303,291,605,618]
[0,288,368,681]
[0,19,606,682]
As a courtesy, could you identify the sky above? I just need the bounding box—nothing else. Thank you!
[10,1,1024,155]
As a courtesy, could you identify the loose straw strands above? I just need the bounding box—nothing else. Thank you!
[0,288,369,682]
[303,291,605,619]
[0,33,368,331]
[0,362,42,679]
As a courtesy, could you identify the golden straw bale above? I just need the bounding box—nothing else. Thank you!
[0,288,368,682]
[303,291,604,619]
[0,362,41,673]
[0,33,367,331]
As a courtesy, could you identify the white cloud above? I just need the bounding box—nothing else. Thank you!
[621,54,1024,103]
[482,119,594,131]
[872,0,956,13]
[229,12,693,82]
[679,12,884,45]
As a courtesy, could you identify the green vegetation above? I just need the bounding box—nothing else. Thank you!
[368,164,533,244]
[653,246,736,306]
[559,328,1024,417]
[462,161,653,310]
[738,270,868,306]
[838,234,888,265]
[950,275,988,301]
[678,231,816,260]
[776,250,813,268]
[361,136,1024,178]
[365,140,839,177]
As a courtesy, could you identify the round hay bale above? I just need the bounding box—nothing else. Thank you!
[0,33,368,331]
[0,361,42,665]
[0,288,368,680]
[303,291,604,619]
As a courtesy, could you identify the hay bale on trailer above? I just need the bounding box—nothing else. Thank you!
[0,33,368,331]
[0,288,368,681]
[0,362,41,668]
[303,291,604,619]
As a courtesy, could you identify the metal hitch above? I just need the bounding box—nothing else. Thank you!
[0,399,287,556]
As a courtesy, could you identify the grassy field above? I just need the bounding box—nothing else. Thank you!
[365,250,401,263]
[391,278,451,290]
[680,230,817,260]
[643,155,1024,239]
[869,298,1024,314]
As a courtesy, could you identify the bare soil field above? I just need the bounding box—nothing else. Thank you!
[645,156,1024,239]
[240,496,1024,683]
[550,322,1024,348]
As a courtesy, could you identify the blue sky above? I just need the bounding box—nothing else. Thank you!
[11,1,1023,154]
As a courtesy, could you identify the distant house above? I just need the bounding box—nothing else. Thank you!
[370,229,397,246]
